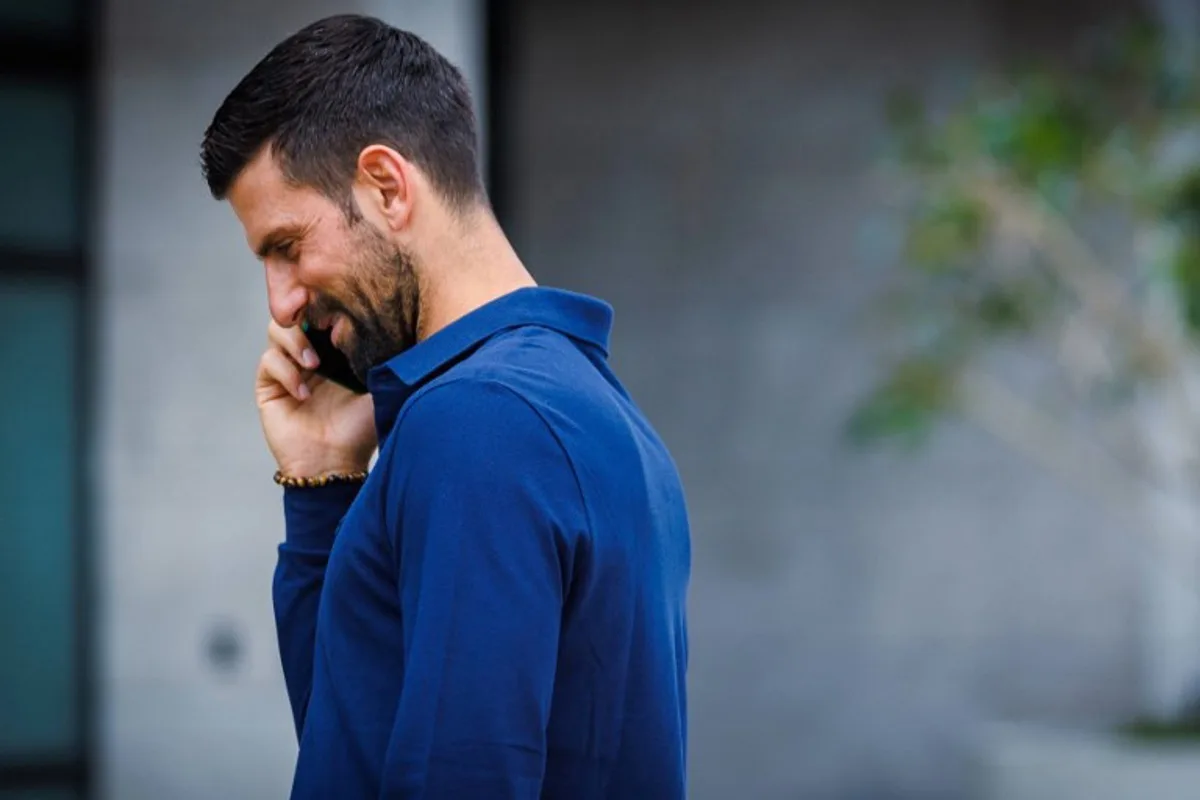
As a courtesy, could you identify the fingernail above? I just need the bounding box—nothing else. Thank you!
[297,383,310,400]
[302,349,318,368]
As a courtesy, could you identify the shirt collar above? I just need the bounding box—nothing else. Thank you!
[367,286,613,438]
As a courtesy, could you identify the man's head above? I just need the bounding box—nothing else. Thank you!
[201,14,485,380]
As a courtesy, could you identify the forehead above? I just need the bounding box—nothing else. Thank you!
[226,151,335,249]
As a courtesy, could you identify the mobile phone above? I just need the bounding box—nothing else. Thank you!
[301,322,369,394]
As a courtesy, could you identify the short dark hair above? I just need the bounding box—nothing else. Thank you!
[200,14,484,212]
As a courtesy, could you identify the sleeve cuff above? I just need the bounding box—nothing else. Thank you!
[282,481,362,551]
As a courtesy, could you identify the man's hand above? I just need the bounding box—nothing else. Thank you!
[256,320,377,478]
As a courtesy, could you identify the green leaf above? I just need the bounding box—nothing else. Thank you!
[1007,82,1097,183]
[845,356,959,447]
[1161,169,1200,233]
[903,196,988,271]
[1171,235,1200,334]
[970,283,1040,334]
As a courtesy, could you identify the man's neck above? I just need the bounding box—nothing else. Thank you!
[415,208,537,343]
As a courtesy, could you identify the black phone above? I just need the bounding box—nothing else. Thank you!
[302,322,369,394]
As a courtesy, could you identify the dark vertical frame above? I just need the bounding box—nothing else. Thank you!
[76,0,101,797]
[0,0,96,797]
[484,0,515,233]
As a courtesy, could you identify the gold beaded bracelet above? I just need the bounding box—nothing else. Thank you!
[273,470,369,489]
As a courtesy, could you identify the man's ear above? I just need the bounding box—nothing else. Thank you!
[353,145,413,231]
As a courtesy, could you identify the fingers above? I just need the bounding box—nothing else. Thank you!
[267,320,320,371]
[258,343,311,401]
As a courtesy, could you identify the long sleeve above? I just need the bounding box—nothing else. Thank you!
[377,379,585,799]
[273,480,361,737]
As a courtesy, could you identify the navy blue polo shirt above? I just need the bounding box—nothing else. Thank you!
[273,287,691,799]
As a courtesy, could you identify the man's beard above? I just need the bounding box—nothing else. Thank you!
[306,221,421,383]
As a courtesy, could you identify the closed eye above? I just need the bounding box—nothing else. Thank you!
[272,241,299,262]
[254,226,306,262]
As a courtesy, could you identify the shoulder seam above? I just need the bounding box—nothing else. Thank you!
[389,376,594,538]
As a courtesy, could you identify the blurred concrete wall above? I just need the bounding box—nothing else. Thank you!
[506,1,1143,798]
[94,2,482,798]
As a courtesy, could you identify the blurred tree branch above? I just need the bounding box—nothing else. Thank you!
[850,12,1200,496]
[848,5,1200,726]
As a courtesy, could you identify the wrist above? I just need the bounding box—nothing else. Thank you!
[274,468,368,489]
[276,453,372,480]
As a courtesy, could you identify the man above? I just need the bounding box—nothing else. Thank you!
[199,14,691,800]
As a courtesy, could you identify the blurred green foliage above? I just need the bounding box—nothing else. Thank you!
[849,12,1200,446]
[1121,714,1200,742]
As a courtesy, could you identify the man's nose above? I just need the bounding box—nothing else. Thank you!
[265,262,308,327]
